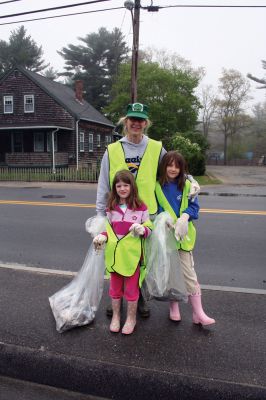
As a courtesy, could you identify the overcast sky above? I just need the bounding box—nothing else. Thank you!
[1,0,266,111]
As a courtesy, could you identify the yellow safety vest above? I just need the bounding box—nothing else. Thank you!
[104,220,153,287]
[155,180,196,251]
[107,139,162,215]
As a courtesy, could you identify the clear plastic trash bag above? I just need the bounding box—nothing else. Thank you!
[142,212,188,303]
[49,216,106,333]
[85,214,106,237]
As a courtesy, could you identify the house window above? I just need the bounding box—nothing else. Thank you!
[80,131,85,152]
[105,135,112,147]
[4,96,13,114]
[47,132,58,152]
[89,133,93,152]
[24,95,34,113]
[12,133,23,152]
[34,133,44,152]
[97,134,101,147]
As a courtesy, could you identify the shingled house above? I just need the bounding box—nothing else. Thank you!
[0,65,114,170]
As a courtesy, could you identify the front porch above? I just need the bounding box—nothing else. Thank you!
[0,128,72,168]
[4,152,69,167]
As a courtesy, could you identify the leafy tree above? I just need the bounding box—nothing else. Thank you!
[105,61,201,141]
[43,67,59,81]
[167,135,205,175]
[215,69,251,165]
[58,27,129,110]
[0,26,49,74]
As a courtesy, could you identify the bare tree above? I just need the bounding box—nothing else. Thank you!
[216,69,251,164]
[247,60,266,89]
[141,46,205,80]
[200,85,218,138]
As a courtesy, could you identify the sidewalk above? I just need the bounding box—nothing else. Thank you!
[0,266,265,400]
[203,165,266,197]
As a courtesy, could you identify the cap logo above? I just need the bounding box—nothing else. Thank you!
[132,103,143,112]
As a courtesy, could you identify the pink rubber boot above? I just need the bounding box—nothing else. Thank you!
[189,294,215,326]
[169,301,181,321]
[122,301,137,335]
[110,298,121,333]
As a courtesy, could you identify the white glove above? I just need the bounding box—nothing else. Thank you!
[93,234,107,250]
[129,223,145,237]
[188,178,200,200]
[174,213,189,241]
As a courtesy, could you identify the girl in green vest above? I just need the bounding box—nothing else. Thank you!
[156,151,215,326]
[93,170,152,335]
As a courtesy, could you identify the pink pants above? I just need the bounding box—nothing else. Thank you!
[109,266,140,302]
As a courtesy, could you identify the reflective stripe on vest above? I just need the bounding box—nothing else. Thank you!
[104,219,153,287]
[107,139,162,215]
[155,181,196,251]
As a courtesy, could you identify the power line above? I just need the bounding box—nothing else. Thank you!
[0,0,114,19]
[149,4,266,10]
[0,0,23,4]
[0,6,124,26]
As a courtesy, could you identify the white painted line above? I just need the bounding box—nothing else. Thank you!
[201,284,266,295]
[0,262,266,295]
[0,262,76,277]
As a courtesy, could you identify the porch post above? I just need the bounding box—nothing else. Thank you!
[52,130,55,174]
[76,119,80,171]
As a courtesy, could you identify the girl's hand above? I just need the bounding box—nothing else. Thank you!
[93,234,107,250]
[174,213,189,241]
[129,223,145,237]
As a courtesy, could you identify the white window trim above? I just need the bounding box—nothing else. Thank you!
[80,131,85,152]
[89,133,93,152]
[97,134,101,147]
[105,135,112,146]
[24,94,34,113]
[4,95,13,114]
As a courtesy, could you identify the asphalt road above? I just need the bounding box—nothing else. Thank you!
[0,184,265,290]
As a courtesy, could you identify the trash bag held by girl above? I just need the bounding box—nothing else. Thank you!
[49,215,106,333]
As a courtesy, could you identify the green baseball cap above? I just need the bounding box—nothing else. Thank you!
[126,103,149,120]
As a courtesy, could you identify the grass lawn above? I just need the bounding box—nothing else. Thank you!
[194,174,222,185]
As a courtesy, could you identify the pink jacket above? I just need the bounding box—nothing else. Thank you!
[103,203,152,239]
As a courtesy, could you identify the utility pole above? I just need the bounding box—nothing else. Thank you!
[131,0,140,103]
[124,0,159,103]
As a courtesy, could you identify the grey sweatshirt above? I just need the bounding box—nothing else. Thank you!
[96,135,166,215]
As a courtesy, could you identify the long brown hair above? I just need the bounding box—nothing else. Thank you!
[107,169,143,210]
[159,151,187,191]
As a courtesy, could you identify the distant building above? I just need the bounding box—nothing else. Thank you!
[0,65,114,170]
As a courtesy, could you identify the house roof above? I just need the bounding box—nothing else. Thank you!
[1,66,114,128]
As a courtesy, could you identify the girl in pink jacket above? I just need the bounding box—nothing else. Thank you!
[93,170,152,335]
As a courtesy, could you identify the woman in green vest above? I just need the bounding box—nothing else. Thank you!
[93,170,152,335]
[155,151,215,326]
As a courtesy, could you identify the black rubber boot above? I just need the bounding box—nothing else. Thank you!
[137,292,150,318]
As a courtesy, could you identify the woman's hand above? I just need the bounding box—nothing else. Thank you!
[188,179,200,200]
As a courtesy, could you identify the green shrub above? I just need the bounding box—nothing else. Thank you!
[166,134,206,175]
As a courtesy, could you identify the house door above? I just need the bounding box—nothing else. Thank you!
[0,133,11,163]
